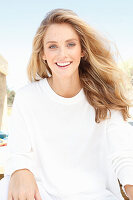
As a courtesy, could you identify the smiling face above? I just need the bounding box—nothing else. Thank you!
[42,23,84,80]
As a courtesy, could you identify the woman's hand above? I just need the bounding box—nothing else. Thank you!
[124,185,133,200]
[7,169,42,200]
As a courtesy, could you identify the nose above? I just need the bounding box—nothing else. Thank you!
[58,46,67,59]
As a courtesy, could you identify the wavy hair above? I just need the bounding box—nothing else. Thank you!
[27,8,133,123]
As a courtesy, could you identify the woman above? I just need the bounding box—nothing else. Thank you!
[0,8,133,200]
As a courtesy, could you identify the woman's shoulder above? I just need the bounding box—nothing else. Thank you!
[107,108,133,127]
[15,79,44,97]
[14,79,45,104]
[109,109,123,120]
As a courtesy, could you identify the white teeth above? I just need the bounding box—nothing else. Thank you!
[56,62,71,66]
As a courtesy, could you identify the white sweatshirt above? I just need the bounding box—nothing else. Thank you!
[4,78,133,200]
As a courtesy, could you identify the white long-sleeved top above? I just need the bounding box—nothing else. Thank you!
[4,78,133,200]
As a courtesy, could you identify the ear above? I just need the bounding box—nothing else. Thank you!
[81,51,84,58]
[42,53,46,60]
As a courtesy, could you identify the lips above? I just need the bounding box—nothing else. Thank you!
[56,62,72,67]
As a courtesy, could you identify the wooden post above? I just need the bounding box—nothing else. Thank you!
[0,54,8,131]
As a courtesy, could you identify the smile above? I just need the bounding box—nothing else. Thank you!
[56,62,72,67]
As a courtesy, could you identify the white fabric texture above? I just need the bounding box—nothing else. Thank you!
[0,176,120,200]
[1,77,133,200]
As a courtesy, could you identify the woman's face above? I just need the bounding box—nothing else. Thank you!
[42,23,84,79]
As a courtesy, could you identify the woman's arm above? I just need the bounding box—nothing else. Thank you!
[5,91,36,176]
[106,110,133,199]
[5,90,42,200]
[124,185,133,200]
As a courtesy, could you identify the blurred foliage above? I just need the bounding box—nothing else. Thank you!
[7,87,15,106]
[119,58,133,84]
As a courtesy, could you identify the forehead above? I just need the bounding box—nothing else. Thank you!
[44,23,80,42]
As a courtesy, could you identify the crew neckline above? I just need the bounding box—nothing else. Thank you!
[40,78,85,104]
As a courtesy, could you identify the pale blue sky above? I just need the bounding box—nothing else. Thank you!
[0,0,133,91]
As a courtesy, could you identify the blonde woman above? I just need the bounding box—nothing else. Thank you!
[0,8,133,200]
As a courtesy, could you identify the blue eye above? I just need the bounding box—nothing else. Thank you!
[49,45,57,49]
[68,43,75,47]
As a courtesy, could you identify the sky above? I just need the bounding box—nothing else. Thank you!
[0,0,133,91]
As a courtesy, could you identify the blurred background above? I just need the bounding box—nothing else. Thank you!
[0,1,133,198]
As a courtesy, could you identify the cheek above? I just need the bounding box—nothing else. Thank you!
[71,47,82,58]
[45,51,56,61]
[73,51,82,62]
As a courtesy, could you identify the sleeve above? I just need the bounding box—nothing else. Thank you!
[4,91,37,177]
[106,110,133,197]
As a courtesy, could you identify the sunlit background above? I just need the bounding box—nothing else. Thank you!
[0,0,133,91]
[0,3,133,197]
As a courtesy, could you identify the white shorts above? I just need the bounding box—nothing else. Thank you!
[0,175,122,200]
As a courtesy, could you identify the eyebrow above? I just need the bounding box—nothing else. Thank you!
[46,39,78,44]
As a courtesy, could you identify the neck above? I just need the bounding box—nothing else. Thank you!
[47,76,82,98]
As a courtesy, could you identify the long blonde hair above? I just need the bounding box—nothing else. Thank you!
[27,8,133,123]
